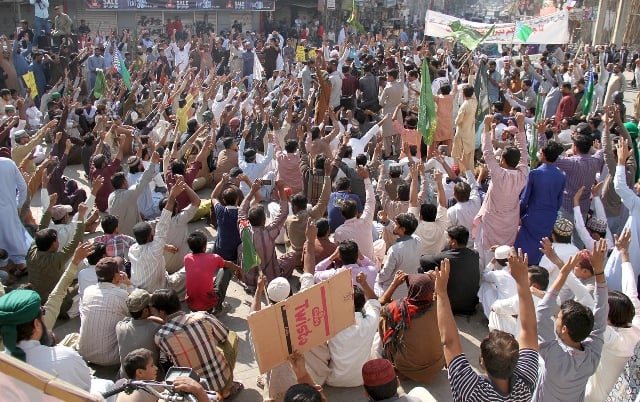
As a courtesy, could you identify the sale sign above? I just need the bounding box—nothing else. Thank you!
[247,269,355,373]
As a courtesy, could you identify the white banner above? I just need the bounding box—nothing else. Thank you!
[424,10,570,44]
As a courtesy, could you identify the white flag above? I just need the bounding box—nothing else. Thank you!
[253,50,264,81]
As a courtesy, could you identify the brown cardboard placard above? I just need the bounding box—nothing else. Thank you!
[248,269,355,373]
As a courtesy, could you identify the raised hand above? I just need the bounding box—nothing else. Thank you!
[91,175,105,195]
[507,248,529,284]
[434,258,450,297]
[72,242,95,265]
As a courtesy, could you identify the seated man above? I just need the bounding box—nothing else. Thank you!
[79,257,134,366]
[0,289,113,398]
[152,289,243,399]
[27,200,87,304]
[435,251,539,401]
[478,245,517,319]
[376,213,420,298]
[184,230,243,313]
[361,358,436,401]
[534,240,609,401]
[116,289,163,379]
[313,239,377,290]
[78,242,108,299]
[93,215,137,259]
[128,178,186,293]
[120,348,210,402]
[419,225,479,315]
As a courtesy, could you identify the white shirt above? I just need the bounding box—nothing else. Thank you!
[326,299,381,387]
[329,70,342,108]
[78,265,97,300]
[238,138,274,195]
[347,124,381,157]
[478,263,517,319]
[170,41,191,72]
[446,170,482,247]
[128,209,172,292]
[29,0,49,18]
[19,339,91,391]
[409,205,449,256]
[79,282,131,366]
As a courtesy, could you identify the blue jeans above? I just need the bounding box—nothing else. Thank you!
[33,16,50,46]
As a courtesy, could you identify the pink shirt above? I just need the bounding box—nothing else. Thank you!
[276,148,303,195]
[334,179,375,259]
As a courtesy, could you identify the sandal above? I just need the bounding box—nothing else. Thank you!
[256,374,266,389]
[223,381,244,400]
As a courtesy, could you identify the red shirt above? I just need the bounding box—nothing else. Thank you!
[184,253,225,312]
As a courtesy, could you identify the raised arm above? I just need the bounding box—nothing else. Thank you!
[435,259,464,364]
[509,250,538,351]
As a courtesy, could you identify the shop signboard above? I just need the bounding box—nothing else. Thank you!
[85,0,275,11]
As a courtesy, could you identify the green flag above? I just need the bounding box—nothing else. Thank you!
[239,219,261,273]
[448,21,496,51]
[417,59,437,145]
[346,0,365,33]
[529,91,543,168]
[515,22,534,43]
[474,62,490,148]
[93,69,106,99]
[580,65,595,115]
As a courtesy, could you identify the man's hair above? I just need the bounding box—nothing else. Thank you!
[123,348,153,379]
[341,198,359,220]
[221,187,238,206]
[560,299,595,343]
[396,183,410,201]
[453,181,471,202]
[338,240,359,265]
[187,230,208,253]
[16,311,43,343]
[341,145,353,159]
[528,266,549,290]
[573,134,593,154]
[561,82,572,90]
[284,384,323,402]
[480,330,519,379]
[394,213,418,236]
[608,290,635,328]
[355,154,367,167]
[502,146,521,168]
[310,126,321,140]
[291,193,308,210]
[387,69,398,80]
[462,86,474,98]
[35,228,58,251]
[420,203,438,222]
[285,139,299,153]
[170,160,186,175]
[111,172,127,189]
[150,289,181,315]
[313,154,326,170]
[315,218,330,237]
[336,177,351,191]
[132,222,153,245]
[440,84,452,95]
[101,214,119,234]
[541,141,564,163]
[447,225,469,246]
[522,78,533,87]
[87,242,107,265]
[248,205,266,226]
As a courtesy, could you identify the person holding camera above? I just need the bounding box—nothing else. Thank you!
[29,0,50,47]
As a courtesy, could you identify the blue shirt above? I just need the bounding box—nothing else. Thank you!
[327,191,362,233]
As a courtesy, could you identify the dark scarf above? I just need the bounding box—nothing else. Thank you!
[382,274,434,351]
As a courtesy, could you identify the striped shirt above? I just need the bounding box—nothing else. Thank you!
[93,233,137,259]
[448,349,539,402]
[155,311,231,392]
[554,151,604,213]
[78,282,131,366]
[128,209,172,292]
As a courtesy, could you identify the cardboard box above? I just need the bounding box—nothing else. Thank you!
[248,269,355,373]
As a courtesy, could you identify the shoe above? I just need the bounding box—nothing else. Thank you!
[213,302,231,316]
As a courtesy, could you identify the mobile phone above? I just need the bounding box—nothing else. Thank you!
[260,179,272,185]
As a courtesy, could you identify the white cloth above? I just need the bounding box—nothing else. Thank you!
[326,299,381,387]
[78,265,97,300]
[0,158,30,266]
[170,41,191,72]
[478,263,517,319]
[19,339,91,391]
[238,138,274,195]
[128,209,171,292]
[409,205,449,256]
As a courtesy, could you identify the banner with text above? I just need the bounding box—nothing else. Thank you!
[247,269,355,373]
[85,0,274,11]
[424,9,569,44]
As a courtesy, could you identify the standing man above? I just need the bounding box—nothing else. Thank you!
[554,82,575,128]
[0,157,30,274]
[52,6,72,41]
[29,0,50,47]
[379,69,403,157]
[87,47,106,95]
[604,64,626,106]
[452,86,477,170]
